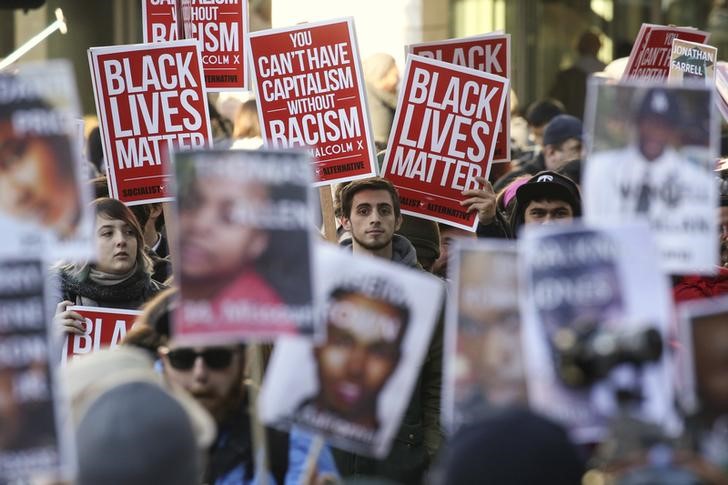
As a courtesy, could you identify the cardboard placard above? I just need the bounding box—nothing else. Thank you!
[248,18,377,186]
[88,40,213,205]
[0,60,93,262]
[259,244,444,457]
[61,307,142,365]
[0,260,74,482]
[668,39,717,84]
[583,79,718,274]
[444,239,525,432]
[716,62,728,122]
[180,0,248,91]
[408,33,511,163]
[519,222,679,443]
[380,54,509,231]
[173,149,318,343]
[623,23,709,80]
[142,0,179,43]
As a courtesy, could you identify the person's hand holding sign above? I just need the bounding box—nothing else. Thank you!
[54,300,86,336]
[460,176,497,226]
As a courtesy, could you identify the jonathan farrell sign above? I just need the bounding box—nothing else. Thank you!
[89,40,212,205]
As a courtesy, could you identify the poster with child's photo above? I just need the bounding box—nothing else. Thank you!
[172,148,318,343]
[259,244,444,457]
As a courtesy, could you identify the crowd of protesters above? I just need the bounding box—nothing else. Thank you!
[1,18,728,485]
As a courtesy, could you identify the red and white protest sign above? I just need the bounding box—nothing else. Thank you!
[248,18,377,186]
[61,307,142,365]
[408,33,510,163]
[381,55,508,231]
[142,0,178,43]
[181,0,248,91]
[89,40,213,205]
[623,24,709,80]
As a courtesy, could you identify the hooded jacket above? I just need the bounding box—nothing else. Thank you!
[337,234,444,484]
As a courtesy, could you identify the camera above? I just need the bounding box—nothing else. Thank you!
[551,321,663,388]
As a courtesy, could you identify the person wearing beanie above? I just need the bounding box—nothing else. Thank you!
[542,114,583,171]
[432,408,585,485]
[509,170,582,236]
[76,381,203,485]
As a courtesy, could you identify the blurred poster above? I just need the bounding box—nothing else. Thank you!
[444,239,525,432]
[623,24,709,80]
[259,244,444,457]
[173,149,317,342]
[88,40,212,205]
[0,260,74,482]
[667,39,717,84]
[677,296,728,425]
[583,80,718,274]
[62,307,142,366]
[381,54,508,231]
[248,18,377,185]
[180,0,248,91]
[142,0,178,43]
[408,33,511,163]
[519,222,679,443]
[0,60,93,262]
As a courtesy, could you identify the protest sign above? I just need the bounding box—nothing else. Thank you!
[623,24,709,80]
[88,40,212,206]
[380,54,508,231]
[667,39,716,84]
[0,260,74,482]
[519,222,679,443]
[444,238,525,432]
[0,60,93,262]
[142,0,178,43]
[173,148,317,343]
[259,244,444,457]
[61,307,142,366]
[248,18,377,186]
[408,33,511,163]
[677,296,728,421]
[583,80,718,274]
[180,0,248,91]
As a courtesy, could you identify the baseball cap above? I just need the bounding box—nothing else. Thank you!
[515,171,582,217]
[636,88,680,123]
[543,115,583,147]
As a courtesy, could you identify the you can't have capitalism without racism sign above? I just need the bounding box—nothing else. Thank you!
[89,40,212,205]
[249,18,377,186]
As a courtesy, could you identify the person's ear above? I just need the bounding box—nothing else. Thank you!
[342,215,352,232]
[394,214,403,231]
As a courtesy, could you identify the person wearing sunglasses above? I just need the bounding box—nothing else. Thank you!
[125,289,339,485]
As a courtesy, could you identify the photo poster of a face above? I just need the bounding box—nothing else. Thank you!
[0,60,93,262]
[172,148,318,343]
[677,296,728,425]
[0,260,76,483]
[443,238,526,432]
[259,244,444,458]
[518,221,680,444]
[582,79,718,274]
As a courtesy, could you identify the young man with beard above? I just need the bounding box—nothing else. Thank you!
[337,177,444,483]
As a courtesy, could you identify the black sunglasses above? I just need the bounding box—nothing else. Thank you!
[163,347,235,370]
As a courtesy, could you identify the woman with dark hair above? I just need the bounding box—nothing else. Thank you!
[54,198,166,335]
